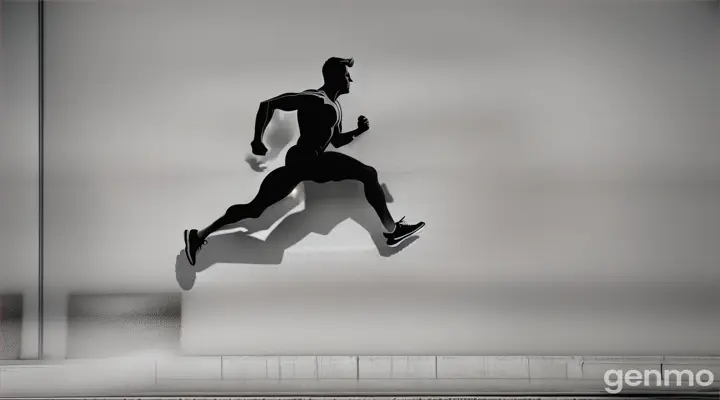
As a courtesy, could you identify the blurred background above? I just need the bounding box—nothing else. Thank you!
[1,0,719,360]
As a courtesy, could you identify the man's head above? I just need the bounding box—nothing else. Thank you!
[322,57,354,95]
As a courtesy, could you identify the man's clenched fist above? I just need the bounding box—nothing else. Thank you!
[251,140,268,156]
[357,115,370,133]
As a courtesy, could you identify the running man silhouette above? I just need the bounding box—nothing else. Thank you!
[183,57,425,266]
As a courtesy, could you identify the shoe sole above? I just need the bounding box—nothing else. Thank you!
[387,223,425,248]
[184,230,196,266]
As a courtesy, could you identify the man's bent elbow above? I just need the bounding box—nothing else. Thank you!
[257,100,276,117]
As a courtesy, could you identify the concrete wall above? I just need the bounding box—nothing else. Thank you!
[2,0,720,357]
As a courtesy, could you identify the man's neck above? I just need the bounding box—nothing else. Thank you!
[319,86,341,102]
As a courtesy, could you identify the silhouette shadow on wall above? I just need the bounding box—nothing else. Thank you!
[244,113,295,173]
[175,115,419,291]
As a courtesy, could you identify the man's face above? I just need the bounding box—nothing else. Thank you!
[338,67,352,94]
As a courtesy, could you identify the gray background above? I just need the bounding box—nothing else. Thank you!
[2,0,720,358]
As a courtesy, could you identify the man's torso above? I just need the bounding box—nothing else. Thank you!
[294,89,341,155]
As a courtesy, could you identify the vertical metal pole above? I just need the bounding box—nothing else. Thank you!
[37,0,45,360]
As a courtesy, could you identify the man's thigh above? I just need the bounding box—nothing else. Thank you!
[306,151,373,183]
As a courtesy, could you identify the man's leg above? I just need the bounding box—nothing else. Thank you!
[184,166,301,265]
[312,152,395,231]
[314,152,425,247]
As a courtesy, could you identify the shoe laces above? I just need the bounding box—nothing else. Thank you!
[198,239,208,252]
[396,216,408,227]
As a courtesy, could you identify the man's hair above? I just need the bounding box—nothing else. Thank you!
[322,57,354,82]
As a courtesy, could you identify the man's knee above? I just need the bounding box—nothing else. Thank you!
[356,165,380,186]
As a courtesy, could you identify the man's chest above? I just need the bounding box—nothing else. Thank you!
[302,90,342,128]
[321,98,342,128]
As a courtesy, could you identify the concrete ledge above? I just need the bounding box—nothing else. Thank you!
[221,356,280,380]
[529,357,570,379]
[2,356,720,397]
[318,356,357,379]
[437,356,484,379]
[357,356,437,379]
[279,356,318,379]
[391,356,436,379]
[580,356,667,380]
[485,356,529,379]
[663,356,720,363]
[93,378,720,397]
[437,356,529,379]
[582,362,663,380]
[358,356,391,379]
[584,356,665,362]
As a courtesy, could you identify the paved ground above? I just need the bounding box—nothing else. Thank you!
[1,0,719,360]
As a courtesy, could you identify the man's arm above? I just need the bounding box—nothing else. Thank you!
[253,92,317,144]
[331,116,370,148]
[331,127,361,148]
